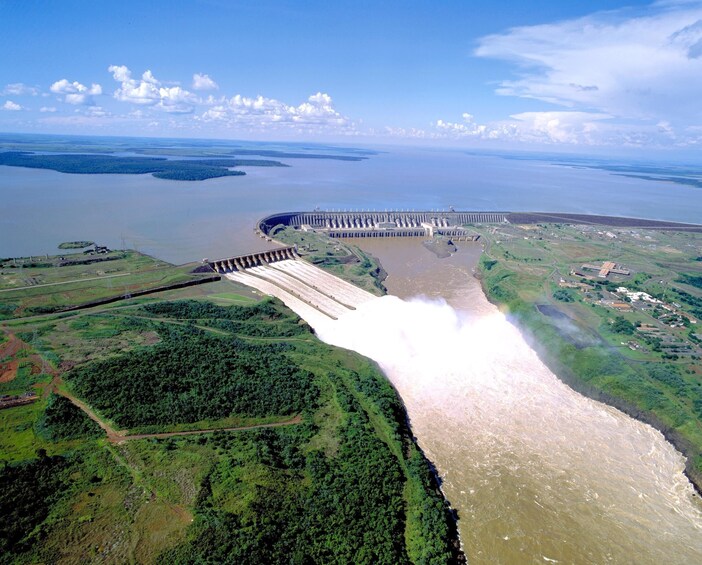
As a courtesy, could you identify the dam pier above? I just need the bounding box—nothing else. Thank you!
[256,210,508,240]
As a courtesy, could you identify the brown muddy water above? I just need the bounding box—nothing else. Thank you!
[316,238,702,565]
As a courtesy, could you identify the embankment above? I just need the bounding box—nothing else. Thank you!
[475,258,702,494]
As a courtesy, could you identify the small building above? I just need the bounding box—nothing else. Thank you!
[581,261,631,278]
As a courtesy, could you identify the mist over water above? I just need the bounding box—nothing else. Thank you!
[312,240,702,564]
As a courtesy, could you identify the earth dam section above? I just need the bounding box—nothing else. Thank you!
[289,238,702,564]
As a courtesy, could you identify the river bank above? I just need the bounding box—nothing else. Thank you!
[472,222,702,496]
[489,290,702,495]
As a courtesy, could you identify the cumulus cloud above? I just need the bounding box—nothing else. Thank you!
[50,79,102,105]
[2,64,354,137]
[435,113,488,137]
[108,65,197,113]
[2,83,39,96]
[506,111,614,144]
[199,91,353,132]
[192,73,218,91]
[475,1,702,126]
[2,100,23,111]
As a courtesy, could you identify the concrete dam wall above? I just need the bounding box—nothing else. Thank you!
[255,210,702,240]
[208,246,298,274]
[257,210,509,239]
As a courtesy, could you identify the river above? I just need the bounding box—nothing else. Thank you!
[3,147,702,263]
[313,238,702,564]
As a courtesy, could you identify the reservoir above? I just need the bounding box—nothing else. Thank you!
[3,147,702,263]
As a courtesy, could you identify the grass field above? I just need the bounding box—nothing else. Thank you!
[473,222,702,487]
[0,250,217,318]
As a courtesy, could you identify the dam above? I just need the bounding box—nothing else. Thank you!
[255,210,504,240]
[214,210,702,564]
[254,209,702,241]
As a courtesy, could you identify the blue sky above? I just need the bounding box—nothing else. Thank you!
[1,0,701,152]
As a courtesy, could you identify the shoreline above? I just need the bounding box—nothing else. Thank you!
[397,389,467,564]
[474,266,702,496]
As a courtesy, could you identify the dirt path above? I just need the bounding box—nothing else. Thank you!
[110,415,303,443]
[0,331,30,383]
[50,376,302,443]
[0,331,27,358]
[51,376,125,439]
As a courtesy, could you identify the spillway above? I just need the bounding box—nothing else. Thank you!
[223,258,377,324]
[271,259,376,307]
[246,266,352,319]
[225,270,338,330]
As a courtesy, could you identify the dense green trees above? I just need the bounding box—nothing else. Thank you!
[5,298,460,563]
[0,455,71,557]
[161,375,455,564]
[35,394,102,441]
[67,326,318,428]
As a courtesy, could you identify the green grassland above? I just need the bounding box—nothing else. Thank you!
[0,250,217,318]
[272,226,387,295]
[1,273,460,563]
[473,222,702,487]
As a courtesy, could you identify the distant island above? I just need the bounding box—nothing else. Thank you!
[0,151,289,181]
[58,241,94,250]
[0,133,377,163]
[466,149,702,190]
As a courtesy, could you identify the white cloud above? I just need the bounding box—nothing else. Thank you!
[108,65,197,113]
[436,113,488,137]
[157,86,198,113]
[108,65,161,104]
[506,111,613,144]
[2,83,39,96]
[2,100,23,111]
[39,106,57,112]
[200,91,352,132]
[428,109,686,147]
[49,79,102,105]
[192,73,218,91]
[85,106,109,117]
[475,1,702,126]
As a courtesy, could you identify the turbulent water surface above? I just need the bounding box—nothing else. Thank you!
[312,238,702,565]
